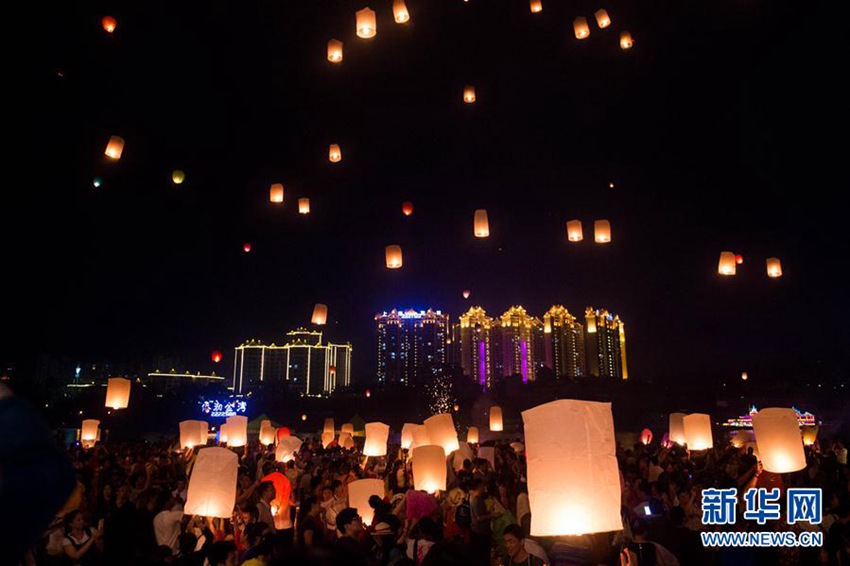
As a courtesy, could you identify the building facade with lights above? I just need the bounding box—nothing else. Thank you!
[232,329,352,396]
[375,309,449,386]
[457,307,495,388]
[584,307,628,379]
[542,305,586,378]
[493,306,543,383]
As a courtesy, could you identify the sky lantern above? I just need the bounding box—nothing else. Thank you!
[683,413,713,450]
[489,406,504,431]
[298,198,310,214]
[393,0,410,23]
[356,7,377,38]
[752,408,806,473]
[349,479,385,525]
[93,177,102,188]
[211,350,223,363]
[594,220,611,243]
[184,447,238,519]
[573,17,590,39]
[424,413,460,454]
[225,416,248,447]
[363,422,390,456]
[102,16,117,34]
[467,426,479,444]
[412,445,447,493]
[385,245,403,269]
[323,418,335,435]
[462,290,471,299]
[327,39,343,63]
[474,209,490,238]
[594,9,611,28]
[766,257,783,278]
[530,1,543,13]
[567,220,583,242]
[81,419,100,443]
[105,136,124,160]
[269,183,284,203]
[640,428,653,445]
[669,413,686,445]
[104,377,131,410]
[180,420,203,449]
[275,436,303,463]
[401,423,417,450]
[463,85,476,104]
[339,433,355,449]
[243,242,252,253]
[218,424,229,444]
[402,201,414,216]
[341,423,354,436]
[259,421,276,445]
[522,399,622,536]
[409,424,430,453]
[301,414,307,421]
[328,143,342,163]
[172,170,185,185]
[365,389,371,398]
[741,372,748,381]
[312,304,328,325]
[735,254,744,264]
[198,421,209,444]
[718,251,737,275]
[620,31,634,50]
[801,425,818,447]
[321,432,334,448]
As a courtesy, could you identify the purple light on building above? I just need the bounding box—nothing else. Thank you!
[521,339,529,383]
[479,340,486,388]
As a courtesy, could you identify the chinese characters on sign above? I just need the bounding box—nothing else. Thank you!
[701,487,822,526]
[200,398,248,418]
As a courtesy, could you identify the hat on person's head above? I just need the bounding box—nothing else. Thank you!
[371,522,394,536]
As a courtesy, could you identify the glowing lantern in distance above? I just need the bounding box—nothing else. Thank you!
[766,257,782,278]
[312,303,328,325]
[301,414,307,421]
[735,254,744,264]
[741,372,748,381]
[573,17,590,39]
[393,0,410,23]
[594,9,611,28]
[105,136,124,160]
[81,419,100,442]
[298,198,310,214]
[752,407,806,473]
[801,426,818,447]
[462,290,471,299]
[211,350,223,363]
[102,16,117,33]
[401,423,417,450]
[682,413,713,450]
[365,389,371,398]
[172,170,185,185]
[363,422,390,456]
[718,251,736,275]
[620,31,634,50]
[669,412,686,445]
[467,426,479,444]
[243,242,252,253]
[356,7,377,38]
[341,423,354,436]
[640,428,652,445]
[530,0,543,13]
[411,445,447,493]
[105,377,131,410]
[385,245,403,269]
[93,177,102,188]
[463,86,476,104]
[489,406,503,432]
[329,144,342,163]
[402,201,414,216]
[184,447,238,518]
[327,39,343,63]
[269,183,284,203]
[567,220,583,242]
[474,209,490,238]
[594,220,611,243]
[225,416,248,447]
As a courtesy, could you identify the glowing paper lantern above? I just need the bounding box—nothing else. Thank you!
[312,303,328,325]
[393,0,410,23]
[105,136,124,160]
[766,258,783,278]
[530,1,543,13]
[489,406,503,432]
[402,201,414,216]
[567,220,583,242]
[259,421,276,446]
[339,433,355,449]
[473,209,490,238]
[682,413,713,450]
[735,254,744,265]
[276,427,291,440]
[198,421,209,444]
[411,445,447,493]
[385,245,403,269]
[619,31,634,50]
[573,17,590,39]
[718,251,736,275]
[356,7,377,38]
[298,198,310,214]
[225,416,248,447]
[341,423,354,436]
[669,413,686,445]
[105,377,131,410]
[218,424,229,444]
[801,426,818,447]
[275,436,303,462]
[466,426,479,444]
[463,86,476,104]
[243,243,252,253]
[93,177,102,188]
[363,422,390,456]
[522,399,621,536]
[321,432,334,448]
[752,408,806,473]
[424,413,459,455]
[329,144,342,163]
[462,290,471,299]
[102,16,117,33]
[184,447,238,518]
[324,418,335,435]
[594,220,611,243]
[269,183,284,203]
[172,170,185,185]
[212,351,223,363]
[349,479,385,525]
[301,414,307,421]
[401,423,417,450]
[640,428,652,445]
[409,424,430,453]
[327,39,343,63]
[81,419,100,442]
[741,372,748,381]
[180,420,203,449]
[594,9,611,28]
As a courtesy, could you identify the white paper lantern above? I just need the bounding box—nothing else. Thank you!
[752,408,806,473]
[180,420,203,449]
[466,426,479,444]
[341,423,355,436]
[105,377,131,409]
[364,422,390,456]
[348,479,385,524]
[218,424,229,444]
[489,406,503,432]
[409,424,430,454]
[198,421,209,445]
[185,447,238,518]
[324,418,335,435]
[339,432,355,450]
[275,436,303,462]
[312,304,328,325]
[225,416,248,447]
[412,445,447,493]
[259,421,276,446]
[424,413,459,455]
[682,413,713,451]
[356,7,377,38]
[81,419,100,442]
[669,412,687,445]
[522,399,622,536]
[401,423,418,450]
[321,432,334,448]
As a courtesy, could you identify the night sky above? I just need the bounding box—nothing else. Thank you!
[9,0,846,384]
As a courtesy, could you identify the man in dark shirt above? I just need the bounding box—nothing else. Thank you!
[334,507,373,566]
[470,479,500,566]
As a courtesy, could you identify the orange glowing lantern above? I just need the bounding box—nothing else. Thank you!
[329,143,342,163]
[298,198,310,214]
[105,377,131,410]
[269,183,284,203]
[225,416,248,447]
[259,421,276,446]
[735,254,744,264]
[393,0,410,23]
[620,31,634,50]
[594,9,611,28]
[341,423,354,436]
[402,201,414,216]
[81,419,100,443]
[385,245,403,269]
[184,447,238,518]
[474,209,490,238]
[752,408,806,473]
[567,220,583,242]
[301,414,307,421]
[105,136,124,160]
[573,17,590,39]
[669,413,686,445]
[718,251,736,276]
[424,413,460,454]
[180,420,203,449]
[275,436,303,463]
[412,445,447,493]
[594,220,611,243]
[172,170,185,185]
[349,479,385,524]
[401,424,417,450]
[102,16,117,34]
[466,426,479,444]
[489,406,504,432]
[363,422,390,456]
[801,426,818,447]
[766,258,782,278]
[530,0,543,13]
[327,39,343,63]
[212,350,223,363]
[243,242,252,253]
[682,413,713,450]
[356,7,377,38]
[640,428,652,445]
[462,290,471,299]
[311,304,327,325]
[463,86,476,104]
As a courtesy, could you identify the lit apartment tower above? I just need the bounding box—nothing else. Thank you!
[458,307,494,388]
[542,305,586,378]
[584,307,627,379]
[232,330,352,395]
[375,309,449,386]
[496,306,541,382]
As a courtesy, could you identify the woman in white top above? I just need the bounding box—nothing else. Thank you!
[61,510,102,566]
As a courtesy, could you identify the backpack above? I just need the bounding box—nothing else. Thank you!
[455,496,472,528]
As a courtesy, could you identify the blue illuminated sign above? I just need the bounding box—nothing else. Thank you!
[200,398,248,418]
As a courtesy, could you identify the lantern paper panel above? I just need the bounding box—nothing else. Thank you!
[522,399,622,536]
[225,416,248,447]
[185,447,238,519]
[453,441,475,471]
[269,183,284,203]
[105,377,131,410]
[329,144,342,163]
[573,17,590,39]
[298,198,310,214]
[620,31,634,50]
[198,421,209,445]
[385,245,403,269]
[752,407,806,473]
[489,406,504,432]
[401,423,418,450]
[594,220,611,243]
[766,257,783,278]
[409,424,431,454]
[462,290,471,299]
[275,436,303,462]
[327,39,343,63]
[218,424,229,443]
[802,426,818,447]
[312,304,328,325]
[180,420,203,449]
[669,413,687,445]
[424,413,460,455]
[356,7,377,38]
[718,251,737,275]
[530,0,543,13]
[81,419,100,442]
[324,418,335,435]
[463,86,476,104]
[682,413,713,450]
[349,479,385,524]
[594,9,611,28]
[321,432,334,448]
[105,136,125,160]
[466,426,479,444]
[259,421,276,446]
[393,0,410,23]
[412,445,447,493]
[363,422,390,456]
[567,220,583,242]
[341,423,354,436]
[473,209,490,238]
[337,432,354,449]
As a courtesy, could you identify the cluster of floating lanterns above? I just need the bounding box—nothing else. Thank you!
[566,219,612,243]
[718,251,783,278]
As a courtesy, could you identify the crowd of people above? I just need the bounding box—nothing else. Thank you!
[15,425,850,566]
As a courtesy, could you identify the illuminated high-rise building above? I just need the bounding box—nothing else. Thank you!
[232,329,352,396]
[584,307,627,379]
[542,305,586,378]
[375,309,449,386]
[495,306,541,382]
[458,307,494,388]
